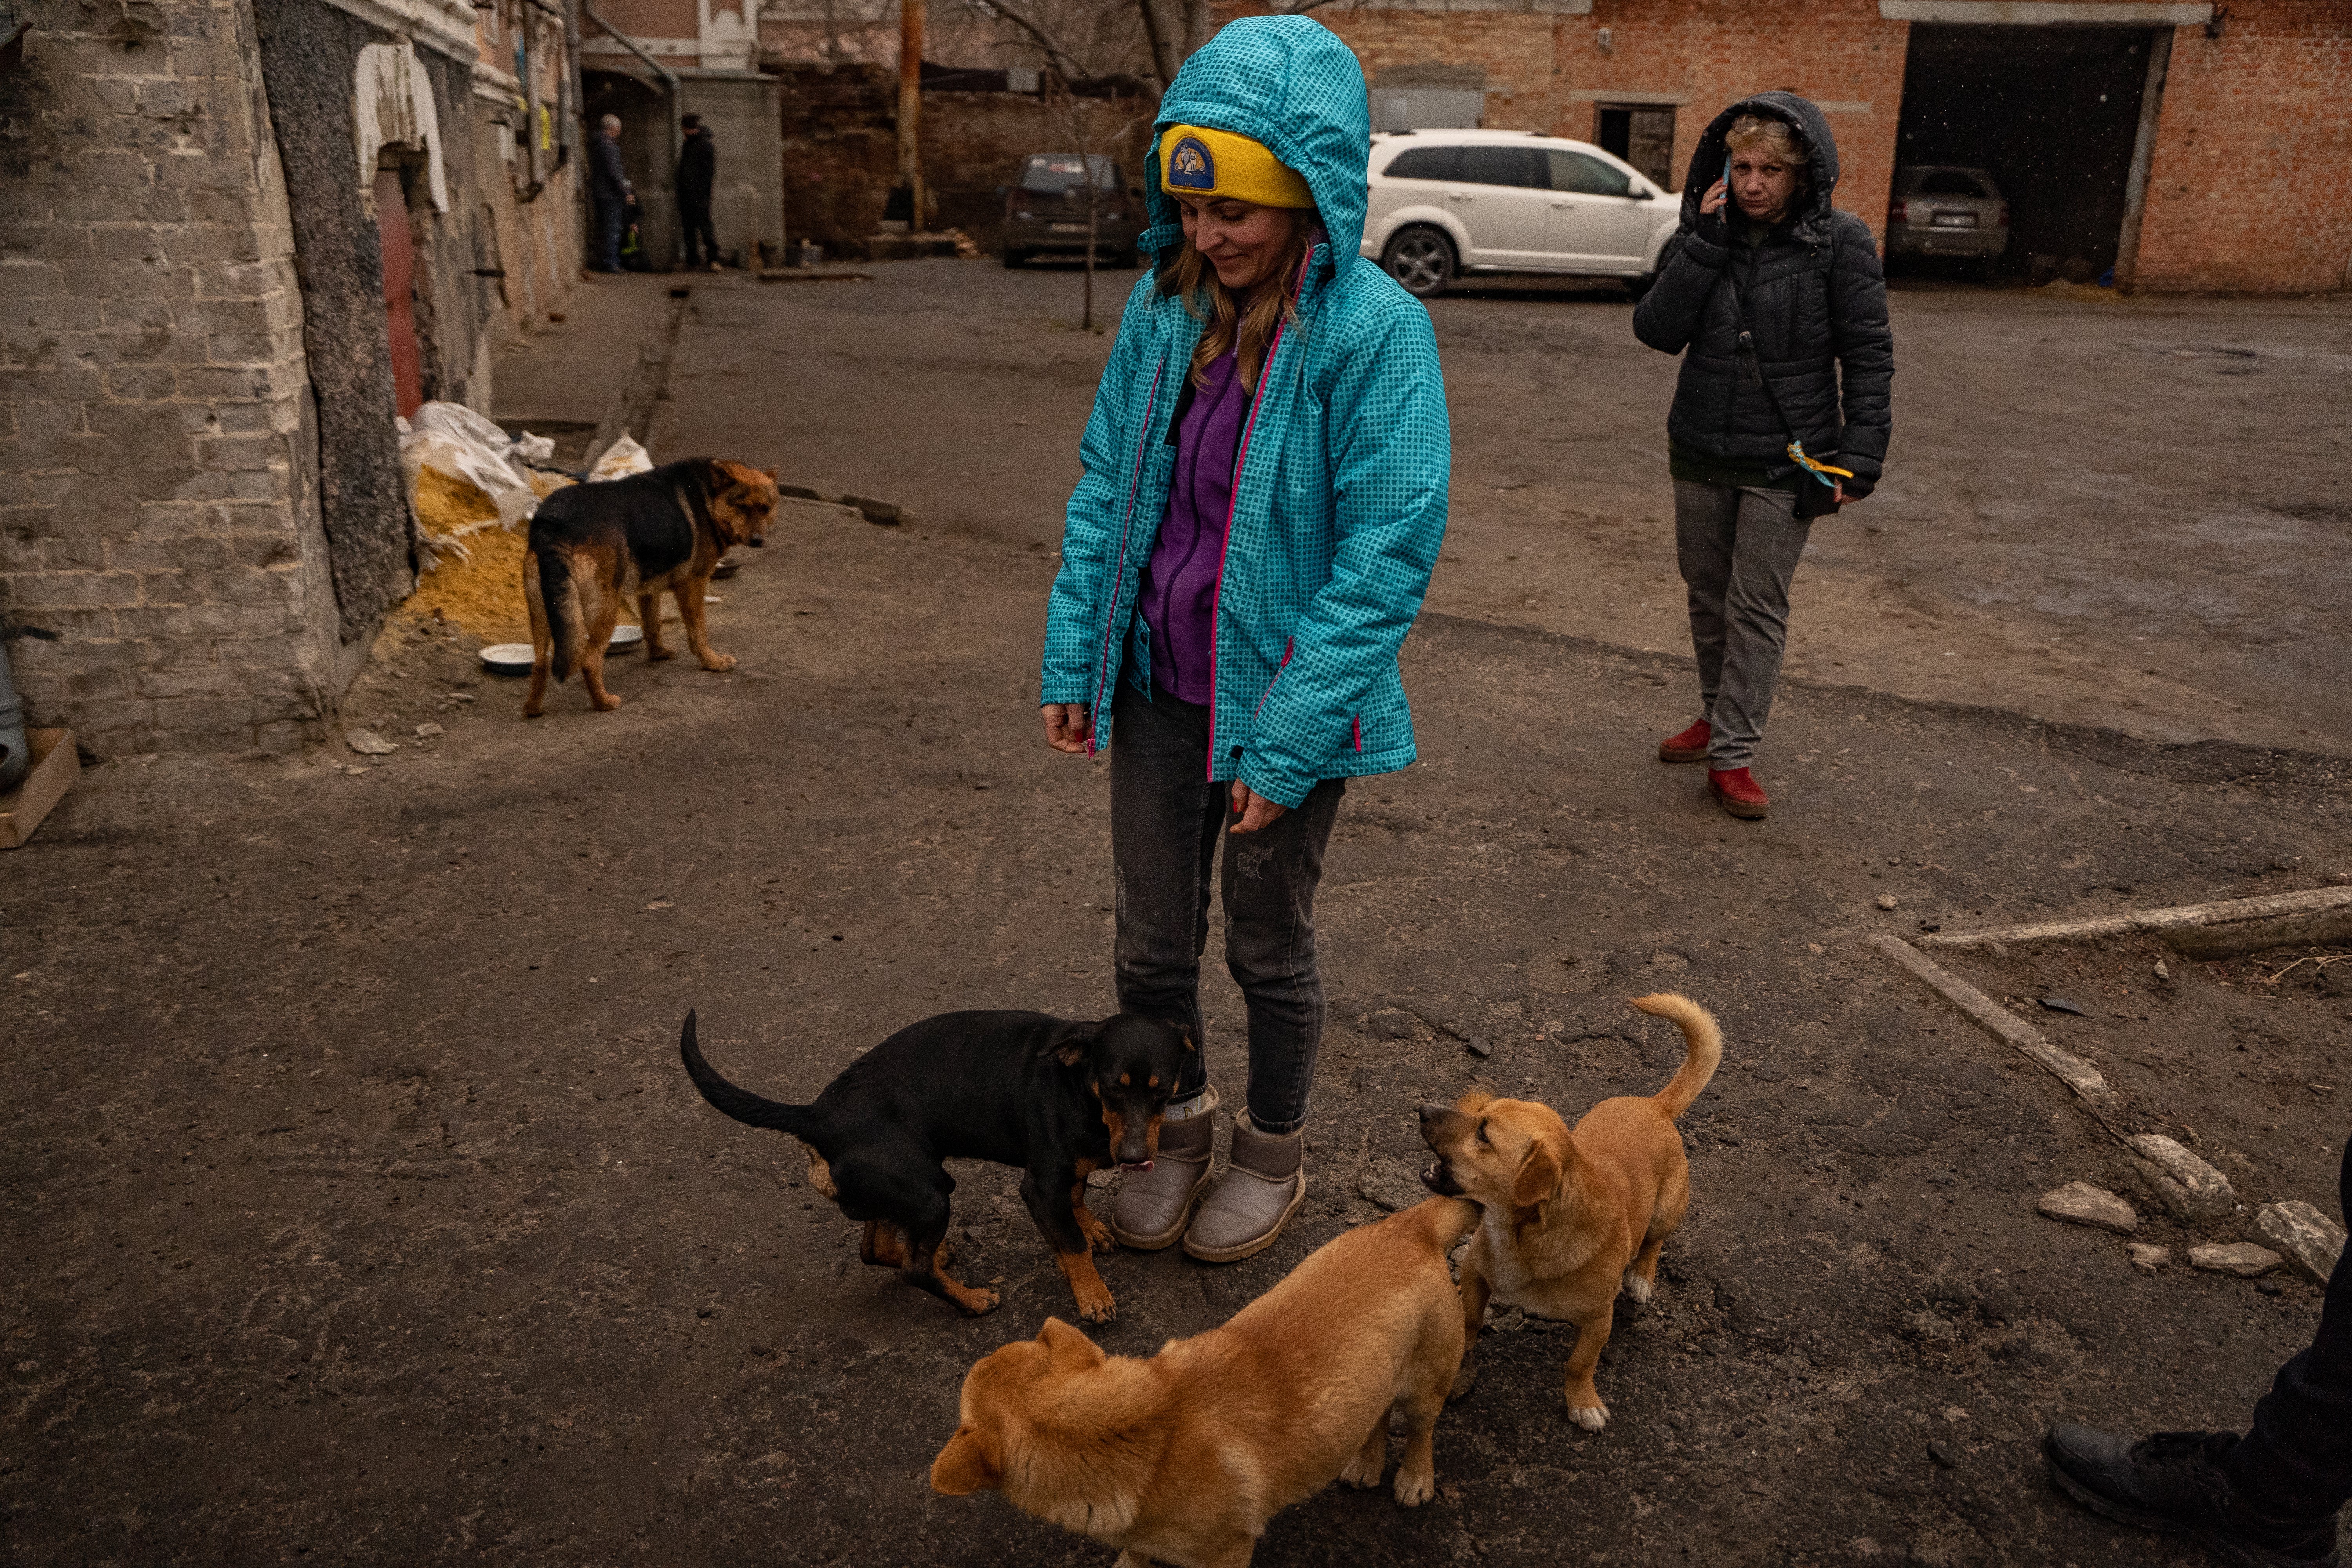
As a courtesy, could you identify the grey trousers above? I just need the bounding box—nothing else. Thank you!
[1108,677,1345,1136]
[1673,480,1811,771]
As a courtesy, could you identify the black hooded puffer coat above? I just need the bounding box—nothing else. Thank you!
[1633,93,1893,501]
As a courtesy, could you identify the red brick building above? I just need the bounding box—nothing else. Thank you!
[1232,0,2349,294]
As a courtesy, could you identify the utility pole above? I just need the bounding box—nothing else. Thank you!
[898,0,925,231]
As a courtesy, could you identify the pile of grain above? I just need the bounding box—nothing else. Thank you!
[400,468,599,642]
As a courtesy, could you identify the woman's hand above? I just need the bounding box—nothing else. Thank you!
[1042,704,1093,754]
[1227,782,1288,835]
[1700,178,1728,217]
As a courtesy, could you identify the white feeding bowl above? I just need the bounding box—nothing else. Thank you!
[478,643,534,675]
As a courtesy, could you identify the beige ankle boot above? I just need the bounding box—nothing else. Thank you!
[1110,1087,1218,1250]
[1183,1113,1306,1263]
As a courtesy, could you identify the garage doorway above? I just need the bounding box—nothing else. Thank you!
[1894,23,2157,279]
[1594,105,1675,190]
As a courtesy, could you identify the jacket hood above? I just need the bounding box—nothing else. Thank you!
[1679,91,1843,244]
[1141,16,1371,274]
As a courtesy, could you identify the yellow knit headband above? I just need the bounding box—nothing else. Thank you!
[1159,125,1315,209]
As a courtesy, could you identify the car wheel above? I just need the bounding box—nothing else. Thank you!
[1381,227,1455,298]
[1624,272,1657,301]
[1002,248,1025,269]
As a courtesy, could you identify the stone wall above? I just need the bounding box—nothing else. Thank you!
[0,0,346,757]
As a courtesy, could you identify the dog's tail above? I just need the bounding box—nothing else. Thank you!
[678,1010,820,1139]
[537,539,588,684]
[1632,992,1722,1120]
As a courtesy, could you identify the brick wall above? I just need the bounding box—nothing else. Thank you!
[0,0,347,757]
[775,64,1152,257]
[2135,4,2352,294]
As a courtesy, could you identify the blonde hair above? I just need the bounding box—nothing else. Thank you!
[1724,115,1809,165]
[1164,210,1316,392]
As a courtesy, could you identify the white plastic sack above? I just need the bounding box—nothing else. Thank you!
[512,431,556,463]
[408,400,515,455]
[590,434,653,482]
[399,426,538,532]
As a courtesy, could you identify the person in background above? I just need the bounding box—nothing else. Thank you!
[2045,1132,2349,1568]
[678,113,720,272]
[1038,17,1449,1264]
[1632,94,1893,822]
[589,114,634,274]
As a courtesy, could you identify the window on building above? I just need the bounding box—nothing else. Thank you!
[1595,104,1677,188]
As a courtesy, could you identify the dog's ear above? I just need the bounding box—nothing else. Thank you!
[929,1422,1002,1495]
[1038,1316,1107,1372]
[764,463,780,481]
[1512,1139,1561,1209]
[1051,1024,1096,1068]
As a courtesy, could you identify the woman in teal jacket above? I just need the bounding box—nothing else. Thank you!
[1039,15,1450,1263]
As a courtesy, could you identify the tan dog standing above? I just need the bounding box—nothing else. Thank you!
[929,1195,1478,1567]
[1419,991,1721,1431]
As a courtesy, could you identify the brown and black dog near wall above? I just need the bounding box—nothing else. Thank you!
[521,457,780,717]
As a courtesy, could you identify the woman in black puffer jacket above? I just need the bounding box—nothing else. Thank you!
[1633,92,1893,822]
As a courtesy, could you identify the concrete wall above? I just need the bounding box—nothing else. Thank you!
[681,69,786,264]
[774,63,1153,258]
[2136,3,2352,295]
[0,0,346,756]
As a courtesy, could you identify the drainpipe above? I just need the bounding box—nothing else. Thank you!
[0,639,29,792]
[582,0,680,268]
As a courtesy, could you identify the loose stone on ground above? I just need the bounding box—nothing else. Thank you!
[2127,1134,2236,1223]
[2127,1243,2170,1273]
[2037,1182,2139,1234]
[2189,1242,2282,1278]
[2252,1200,2347,1285]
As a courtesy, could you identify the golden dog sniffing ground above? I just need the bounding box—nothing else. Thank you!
[930,1195,1478,1567]
[1420,991,1722,1430]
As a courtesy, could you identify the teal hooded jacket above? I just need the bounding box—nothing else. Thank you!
[1038,16,1451,809]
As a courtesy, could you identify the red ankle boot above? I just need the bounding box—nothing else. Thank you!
[1708,766,1769,820]
[1659,718,1711,764]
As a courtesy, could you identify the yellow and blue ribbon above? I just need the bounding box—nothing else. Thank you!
[1786,441,1853,489]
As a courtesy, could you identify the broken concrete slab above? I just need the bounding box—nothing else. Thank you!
[2127,1134,2236,1223]
[2037,1181,2139,1234]
[2251,1200,2347,1286]
[2189,1242,2281,1278]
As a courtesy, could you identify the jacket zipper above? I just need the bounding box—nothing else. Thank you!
[1087,355,1167,756]
[1205,247,1316,784]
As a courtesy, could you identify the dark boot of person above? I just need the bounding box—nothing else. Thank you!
[1109,1088,1216,1251]
[1183,1113,1305,1263]
[2044,1425,2343,1568]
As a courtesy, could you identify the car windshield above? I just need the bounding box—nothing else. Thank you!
[1019,155,1118,194]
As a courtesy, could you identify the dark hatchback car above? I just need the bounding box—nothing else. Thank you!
[1001,154,1142,269]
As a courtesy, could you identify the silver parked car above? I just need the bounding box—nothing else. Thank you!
[1361,129,1679,298]
[1886,165,2009,274]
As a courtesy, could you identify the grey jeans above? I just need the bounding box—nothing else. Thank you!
[1673,480,1812,771]
[1108,677,1344,1136]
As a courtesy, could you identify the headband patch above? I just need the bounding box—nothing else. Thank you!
[1167,136,1216,192]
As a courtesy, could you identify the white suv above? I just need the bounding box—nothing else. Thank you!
[1362,130,1679,298]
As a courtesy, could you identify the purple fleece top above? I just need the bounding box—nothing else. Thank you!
[1139,348,1252,704]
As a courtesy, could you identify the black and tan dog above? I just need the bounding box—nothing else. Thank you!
[521,457,779,717]
[678,1008,1191,1323]
[1420,992,1722,1430]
